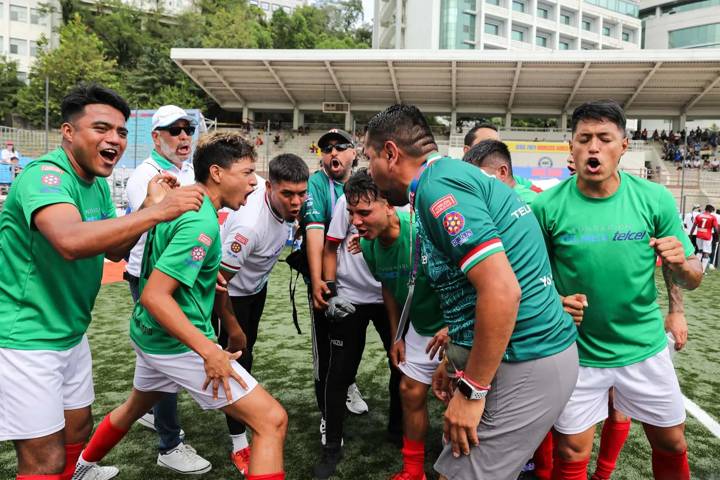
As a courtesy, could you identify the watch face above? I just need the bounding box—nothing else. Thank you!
[457,378,487,400]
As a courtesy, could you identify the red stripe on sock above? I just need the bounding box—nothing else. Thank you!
[82,415,129,463]
[533,432,554,480]
[592,419,631,480]
[551,457,589,480]
[652,449,690,480]
[59,442,85,480]
[401,436,425,479]
[246,473,285,480]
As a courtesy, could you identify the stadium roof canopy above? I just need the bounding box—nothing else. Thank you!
[171,48,720,119]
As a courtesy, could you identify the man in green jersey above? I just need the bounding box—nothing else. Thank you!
[0,84,205,480]
[364,104,578,479]
[532,100,702,480]
[73,133,288,480]
[345,169,447,480]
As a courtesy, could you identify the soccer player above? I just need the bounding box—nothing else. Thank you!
[123,104,210,473]
[689,204,718,273]
[365,104,578,479]
[216,153,309,473]
[532,100,702,480]
[462,123,500,154]
[72,132,288,480]
[0,84,205,480]
[345,169,447,480]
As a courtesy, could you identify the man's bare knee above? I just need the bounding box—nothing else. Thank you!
[555,430,594,462]
[644,424,687,454]
[65,408,93,444]
[15,433,65,474]
[399,377,427,410]
[256,403,288,440]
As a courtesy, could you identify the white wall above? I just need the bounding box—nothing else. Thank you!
[643,8,720,49]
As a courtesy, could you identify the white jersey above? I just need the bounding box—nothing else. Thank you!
[125,151,195,277]
[220,190,290,297]
[683,211,701,234]
[326,195,382,305]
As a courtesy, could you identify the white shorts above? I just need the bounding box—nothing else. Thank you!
[398,323,442,385]
[554,347,685,434]
[132,342,258,410]
[696,238,713,254]
[0,336,95,441]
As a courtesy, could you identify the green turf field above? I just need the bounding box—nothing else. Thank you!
[2,255,720,479]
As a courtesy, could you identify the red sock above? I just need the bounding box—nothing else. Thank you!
[16,476,62,479]
[592,419,631,480]
[246,473,285,480]
[401,436,425,478]
[651,449,689,480]
[59,442,84,480]
[81,415,129,463]
[533,432,554,480]
[552,458,589,480]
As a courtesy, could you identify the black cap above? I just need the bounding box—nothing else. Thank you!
[317,129,354,149]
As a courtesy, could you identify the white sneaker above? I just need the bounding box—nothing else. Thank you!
[137,412,185,437]
[71,463,119,480]
[157,442,211,474]
[346,383,369,414]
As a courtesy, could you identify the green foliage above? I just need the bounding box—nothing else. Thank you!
[0,57,25,123]
[16,15,119,128]
[201,2,272,49]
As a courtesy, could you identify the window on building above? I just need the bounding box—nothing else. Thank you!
[17,71,27,83]
[512,0,525,12]
[559,41,570,49]
[622,31,631,41]
[486,0,500,5]
[464,0,477,9]
[603,26,611,36]
[560,13,571,25]
[29,40,38,57]
[9,38,27,55]
[0,3,4,19]
[536,35,547,47]
[582,20,591,31]
[0,36,4,54]
[537,6,548,18]
[30,8,46,25]
[512,29,525,41]
[261,1,269,10]
[282,6,290,12]
[249,0,258,5]
[669,22,720,48]
[10,4,27,22]
[484,22,499,35]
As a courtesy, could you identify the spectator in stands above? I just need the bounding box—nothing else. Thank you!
[1,140,20,164]
[273,132,281,146]
[660,130,668,141]
[462,123,499,154]
[711,157,720,172]
[652,129,659,141]
[641,128,648,141]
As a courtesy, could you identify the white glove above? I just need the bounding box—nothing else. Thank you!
[325,296,356,321]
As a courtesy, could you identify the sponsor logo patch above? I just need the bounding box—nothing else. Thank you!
[443,211,465,236]
[430,194,457,218]
[41,165,63,173]
[230,241,242,253]
[198,233,212,246]
[191,246,206,261]
[41,174,60,186]
[234,234,249,245]
[451,229,473,247]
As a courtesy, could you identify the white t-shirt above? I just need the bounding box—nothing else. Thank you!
[684,210,701,234]
[1,148,19,162]
[326,195,382,305]
[220,190,291,297]
[125,152,196,277]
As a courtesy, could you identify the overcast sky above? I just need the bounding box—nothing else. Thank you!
[361,0,374,22]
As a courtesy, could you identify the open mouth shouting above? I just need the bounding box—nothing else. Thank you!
[99,147,120,165]
[587,157,601,174]
[177,143,191,156]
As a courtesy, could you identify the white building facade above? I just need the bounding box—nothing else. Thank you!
[373,0,642,50]
[641,0,720,49]
[0,1,59,80]
[248,0,309,17]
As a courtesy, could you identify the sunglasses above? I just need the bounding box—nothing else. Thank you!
[157,125,196,137]
[321,143,353,154]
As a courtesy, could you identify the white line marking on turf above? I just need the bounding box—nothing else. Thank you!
[683,395,720,438]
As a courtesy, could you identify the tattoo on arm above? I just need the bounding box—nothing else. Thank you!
[662,263,684,313]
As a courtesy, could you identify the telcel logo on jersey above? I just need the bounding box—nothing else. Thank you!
[613,230,647,241]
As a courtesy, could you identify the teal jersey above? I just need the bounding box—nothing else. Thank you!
[360,210,444,336]
[130,196,221,355]
[300,169,345,232]
[514,183,538,205]
[532,172,694,367]
[413,155,576,362]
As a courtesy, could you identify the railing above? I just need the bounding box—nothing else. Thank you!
[0,125,62,159]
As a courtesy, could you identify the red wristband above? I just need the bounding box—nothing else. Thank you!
[455,370,490,391]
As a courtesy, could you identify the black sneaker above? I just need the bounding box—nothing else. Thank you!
[313,445,343,479]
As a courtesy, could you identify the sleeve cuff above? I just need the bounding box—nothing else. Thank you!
[220,261,240,273]
[459,239,504,274]
[306,222,325,230]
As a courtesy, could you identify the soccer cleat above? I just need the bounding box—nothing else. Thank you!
[313,446,343,479]
[230,446,251,474]
[346,383,369,415]
[157,442,211,474]
[71,463,119,480]
[389,471,427,480]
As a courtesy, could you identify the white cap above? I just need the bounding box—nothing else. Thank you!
[151,105,196,131]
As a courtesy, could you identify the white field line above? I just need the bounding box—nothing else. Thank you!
[684,395,720,438]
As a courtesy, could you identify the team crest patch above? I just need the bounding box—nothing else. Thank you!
[230,241,242,253]
[41,165,63,173]
[191,246,206,261]
[443,211,465,236]
[41,174,60,186]
[430,194,457,218]
[198,233,212,246]
[234,234,249,245]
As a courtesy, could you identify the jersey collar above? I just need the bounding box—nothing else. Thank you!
[407,151,443,205]
[265,191,284,223]
[151,150,177,172]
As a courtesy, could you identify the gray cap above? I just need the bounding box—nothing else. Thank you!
[317,129,354,149]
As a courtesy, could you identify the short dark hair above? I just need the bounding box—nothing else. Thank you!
[269,153,309,184]
[464,123,498,147]
[365,104,437,157]
[462,140,513,175]
[705,204,715,213]
[571,100,626,136]
[61,83,130,122]
[193,132,256,184]
[344,168,382,206]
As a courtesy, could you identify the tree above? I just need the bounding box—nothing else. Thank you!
[0,57,25,123]
[202,3,272,48]
[16,15,119,128]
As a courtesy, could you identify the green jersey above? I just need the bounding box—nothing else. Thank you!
[514,183,538,205]
[0,148,116,351]
[130,196,221,355]
[300,169,345,233]
[532,172,694,367]
[360,210,444,336]
[413,154,576,362]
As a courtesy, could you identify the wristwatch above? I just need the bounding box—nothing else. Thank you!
[457,377,489,400]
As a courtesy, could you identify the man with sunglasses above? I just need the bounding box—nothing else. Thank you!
[123,105,211,474]
[299,129,370,441]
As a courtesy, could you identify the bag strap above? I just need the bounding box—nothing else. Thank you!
[288,265,302,335]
